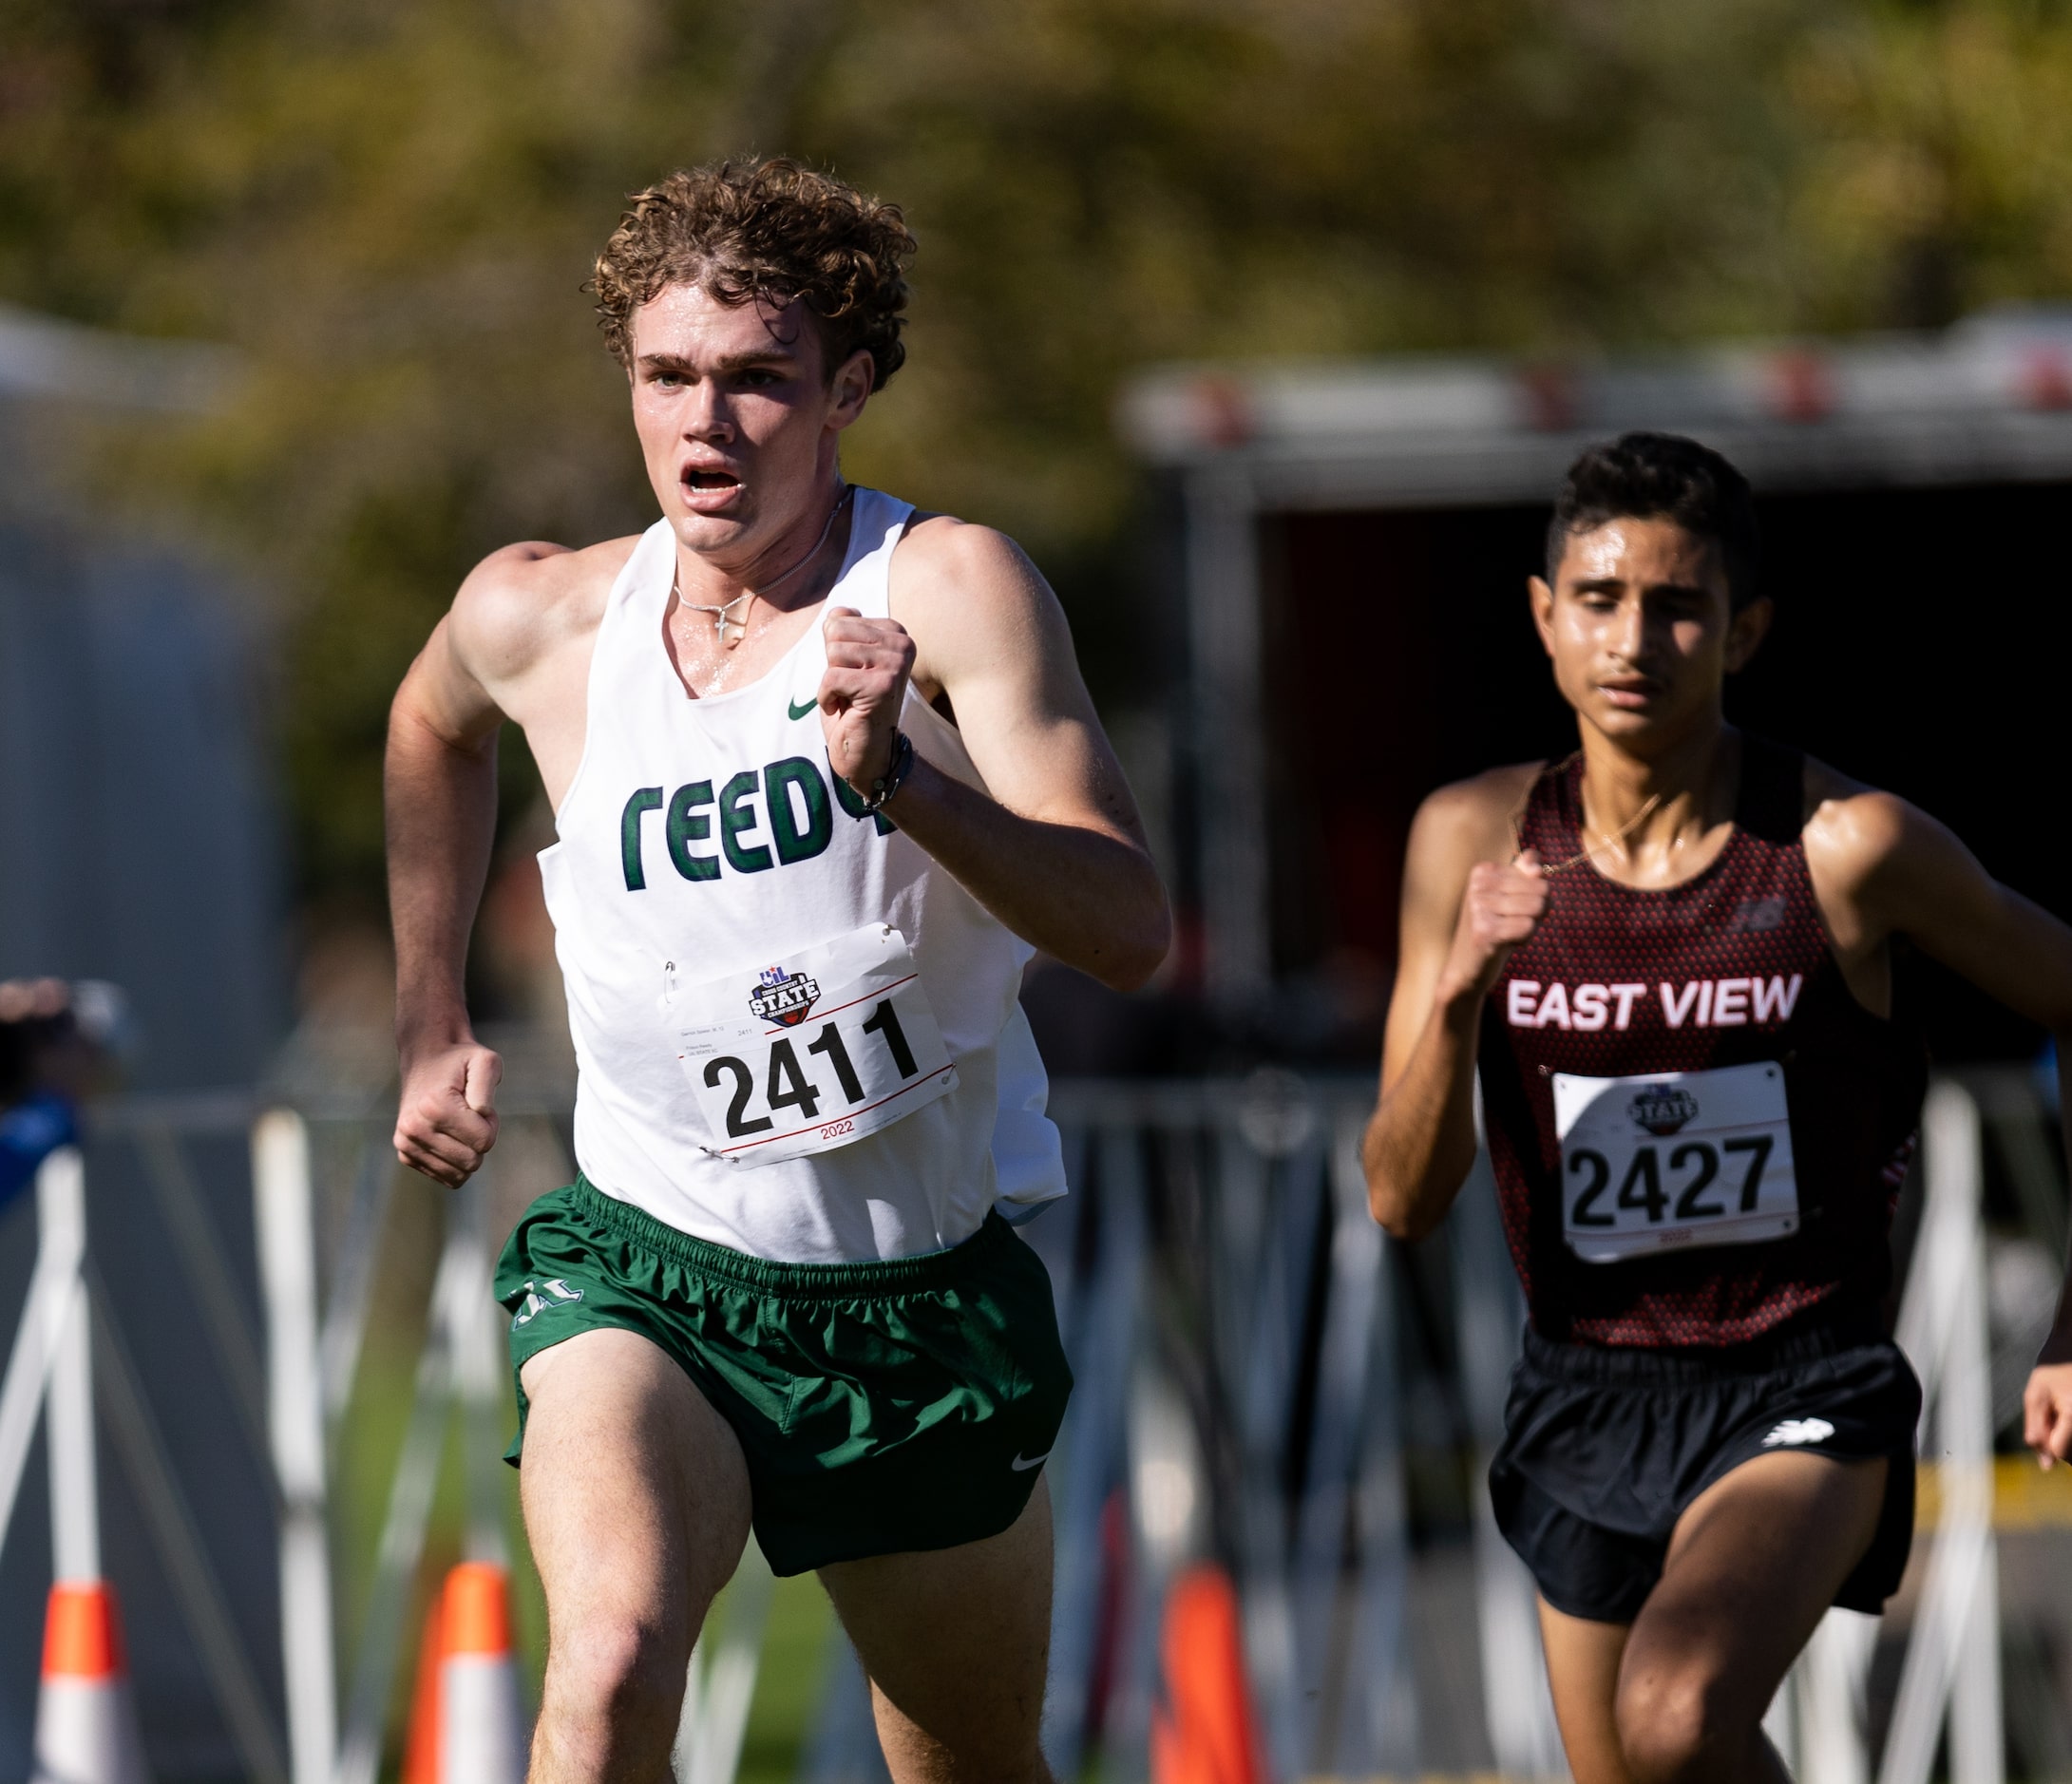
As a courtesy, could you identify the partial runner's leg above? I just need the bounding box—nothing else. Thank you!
[520,1327,752,1784]
[1611,1451,1883,1784]
[1539,1600,1637,1784]
[818,1477,1057,1784]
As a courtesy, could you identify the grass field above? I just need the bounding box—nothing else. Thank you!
[736,1573,838,1782]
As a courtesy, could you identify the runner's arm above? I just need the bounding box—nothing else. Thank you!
[385,545,566,1183]
[1362,776,1546,1241]
[1834,794,2072,1463]
[826,521,1169,991]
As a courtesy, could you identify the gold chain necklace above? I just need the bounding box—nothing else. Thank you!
[1512,757,1666,875]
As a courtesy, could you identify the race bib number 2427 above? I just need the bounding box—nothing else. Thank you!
[1551,1061,1798,1263]
[676,924,956,1168]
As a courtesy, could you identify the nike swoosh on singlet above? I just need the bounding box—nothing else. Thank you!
[787,696,818,720]
[1010,1449,1053,1471]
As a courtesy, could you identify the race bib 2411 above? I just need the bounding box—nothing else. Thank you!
[1551,1061,1798,1263]
[676,924,956,1168]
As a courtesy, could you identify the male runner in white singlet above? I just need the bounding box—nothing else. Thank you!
[1363,432,2072,1784]
[386,160,1169,1783]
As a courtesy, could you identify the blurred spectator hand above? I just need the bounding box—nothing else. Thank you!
[0,977,70,1024]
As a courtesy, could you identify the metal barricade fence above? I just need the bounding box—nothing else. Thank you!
[0,1066,2055,1781]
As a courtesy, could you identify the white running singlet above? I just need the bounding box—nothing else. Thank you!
[539,488,1066,1262]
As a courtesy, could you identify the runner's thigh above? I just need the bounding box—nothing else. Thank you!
[520,1326,753,1659]
[1620,1451,1885,1744]
[818,1474,1056,1784]
[1538,1599,1636,1784]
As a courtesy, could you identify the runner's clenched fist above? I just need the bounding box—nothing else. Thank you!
[2025,1360,2072,1470]
[1444,849,1550,999]
[817,605,915,794]
[393,1040,501,1186]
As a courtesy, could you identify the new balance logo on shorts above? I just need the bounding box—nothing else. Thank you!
[1761,1416,1834,1448]
[512,1278,584,1329]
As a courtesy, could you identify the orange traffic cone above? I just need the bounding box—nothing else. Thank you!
[30,1581,150,1784]
[1150,1564,1265,1784]
[403,1563,528,1784]
[402,1576,447,1784]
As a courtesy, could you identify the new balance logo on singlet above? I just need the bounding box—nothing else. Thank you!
[618,752,891,891]
[1506,976,1804,1031]
[1725,896,1787,934]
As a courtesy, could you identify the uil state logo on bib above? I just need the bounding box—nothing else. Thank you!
[1629,1086,1699,1136]
[750,965,822,1029]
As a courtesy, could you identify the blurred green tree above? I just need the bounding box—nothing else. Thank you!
[0,0,2064,918]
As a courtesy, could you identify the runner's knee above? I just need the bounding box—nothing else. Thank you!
[873,1710,1053,1784]
[1615,1661,1738,1784]
[546,1613,687,1734]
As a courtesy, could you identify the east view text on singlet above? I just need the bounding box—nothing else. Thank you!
[1479,736,1928,1348]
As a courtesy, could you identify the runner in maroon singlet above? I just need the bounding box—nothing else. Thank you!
[1362,432,2072,1784]
[1487,734,1927,1350]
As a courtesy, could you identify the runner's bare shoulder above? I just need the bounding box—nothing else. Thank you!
[892,510,1025,584]
[1408,763,1545,881]
[447,535,641,690]
[889,514,1055,645]
[1798,751,1926,901]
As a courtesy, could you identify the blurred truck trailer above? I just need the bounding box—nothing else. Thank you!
[1121,309,2072,1060]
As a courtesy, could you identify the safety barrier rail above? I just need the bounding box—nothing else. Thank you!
[0,1064,2056,1780]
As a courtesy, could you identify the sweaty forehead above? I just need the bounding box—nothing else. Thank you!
[629,281,813,364]
[1560,516,1723,590]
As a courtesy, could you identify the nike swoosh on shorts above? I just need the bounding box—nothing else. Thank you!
[1010,1450,1053,1471]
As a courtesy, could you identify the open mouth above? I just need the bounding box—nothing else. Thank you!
[683,468,741,493]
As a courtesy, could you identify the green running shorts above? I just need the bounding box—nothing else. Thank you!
[494,1178,1074,1576]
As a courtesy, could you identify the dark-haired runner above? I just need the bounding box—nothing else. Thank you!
[386,160,1169,1783]
[1363,431,2072,1783]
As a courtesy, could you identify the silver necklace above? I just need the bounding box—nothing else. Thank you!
[679,483,852,642]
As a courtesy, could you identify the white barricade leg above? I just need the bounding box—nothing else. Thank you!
[1880,1082,2004,1784]
[1793,1608,1874,1784]
[336,1228,467,1784]
[0,1148,86,1559]
[449,1171,512,1567]
[30,1147,152,1784]
[46,1150,97,1585]
[253,1110,338,1784]
[1762,1667,1797,1775]
[1947,1219,2003,1784]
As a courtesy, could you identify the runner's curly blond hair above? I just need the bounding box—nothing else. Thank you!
[592,159,916,389]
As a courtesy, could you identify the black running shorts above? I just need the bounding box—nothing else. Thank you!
[1489,1315,1921,1625]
